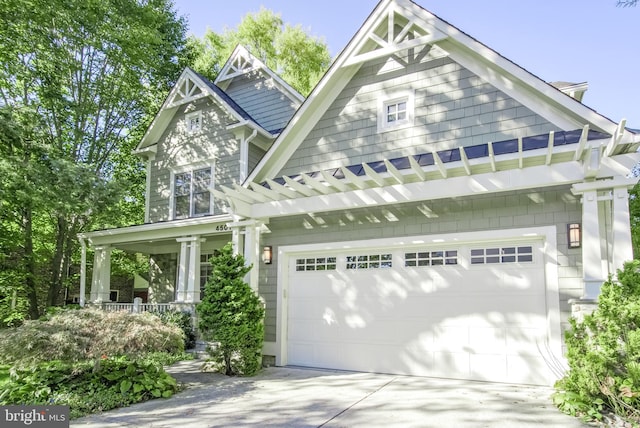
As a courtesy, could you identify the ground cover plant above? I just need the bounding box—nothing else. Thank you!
[554,261,640,424]
[197,243,265,376]
[0,308,191,418]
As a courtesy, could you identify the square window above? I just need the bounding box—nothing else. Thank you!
[186,111,202,133]
[378,91,414,133]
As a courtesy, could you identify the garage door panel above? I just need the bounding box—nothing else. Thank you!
[469,327,507,353]
[470,354,508,382]
[506,326,548,355]
[433,351,470,378]
[286,238,554,385]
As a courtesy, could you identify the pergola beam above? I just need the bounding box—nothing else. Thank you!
[574,125,590,161]
[459,147,471,175]
[248,182,283,201]
[233,183,269,203]
[432,151,447,178]
[320,170,351,192]
[301,173,331,195]
[408,156,427,181]
[341,167,369,189]
[220,185,256,204]
[266,178,299,199]
[384,159,405,184]
[545,131,555,165]
[604,119,627,157]
[283,176,316,197]
[518,137,524,169]
[488,141,496,172]
[362,163,386,187]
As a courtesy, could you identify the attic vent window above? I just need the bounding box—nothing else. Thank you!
[186,111,202,133]
[378,90,414,133]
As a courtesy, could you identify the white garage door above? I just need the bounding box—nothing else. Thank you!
[286,238,556,385]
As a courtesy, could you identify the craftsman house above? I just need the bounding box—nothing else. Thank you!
[79,0,640,386]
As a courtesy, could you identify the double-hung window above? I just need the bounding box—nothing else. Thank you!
[173,167,212,219]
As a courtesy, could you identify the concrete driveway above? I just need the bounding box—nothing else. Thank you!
[71,361,587,428]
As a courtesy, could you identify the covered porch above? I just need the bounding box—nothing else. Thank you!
[78,214,269,312]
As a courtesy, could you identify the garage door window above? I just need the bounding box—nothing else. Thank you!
[405,250,458,267]
[296,257,337,271]
[470,246,533,264]
[346,254,392,269]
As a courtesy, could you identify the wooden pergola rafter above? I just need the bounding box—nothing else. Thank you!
[216,123,634,212]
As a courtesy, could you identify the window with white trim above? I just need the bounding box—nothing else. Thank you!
[346,254,392,270]
[470,246,533,264]
[377,91,414,133]
[200,252,215,297]
[173,166,212,219]
[186,111,202,133]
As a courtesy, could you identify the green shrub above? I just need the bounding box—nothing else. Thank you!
[153,310,196,349]
[0,356,179,419]
[554,260,640,423]
[197,243,265,376]
[0,308,184,366]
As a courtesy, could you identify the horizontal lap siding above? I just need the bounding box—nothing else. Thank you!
[148,100,238,222]
[249,144,267,174]
[258,186,581,343]
[225,74,298,133]
[276,53,559,178]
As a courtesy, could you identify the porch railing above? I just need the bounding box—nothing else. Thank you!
[101,301,173,314]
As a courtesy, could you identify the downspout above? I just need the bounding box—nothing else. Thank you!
[240,129,258,183]
[79,236,87,307]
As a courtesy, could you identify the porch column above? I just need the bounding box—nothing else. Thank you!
[231,226,244,256]
[79,238,87,307]
[175,236,201,303]
[581,190,605,299]
[185,237,201,303]
[175,239,189,302]
[243,223,261,292]
[612,186,633,272]
[90,245,111,303]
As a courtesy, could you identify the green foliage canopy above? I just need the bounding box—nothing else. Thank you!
[0,0,189,318]
[188,8,331,96]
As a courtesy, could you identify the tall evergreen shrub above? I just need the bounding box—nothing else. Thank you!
[196,243,264,376]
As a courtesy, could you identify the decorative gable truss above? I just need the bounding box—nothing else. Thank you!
[216,46,262,84]
[214,124,639,219]
[343,3,447,67]
[215,45,304,105]
[166,72,208,109]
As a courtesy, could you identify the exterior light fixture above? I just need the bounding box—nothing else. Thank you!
[568,223,581,248]
[262,246,273,264]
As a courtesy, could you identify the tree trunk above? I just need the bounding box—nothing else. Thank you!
[23,206,39,319]
[47,215,68,306]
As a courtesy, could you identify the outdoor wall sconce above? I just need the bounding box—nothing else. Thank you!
[568,223,581,248]
[262,246,273,264]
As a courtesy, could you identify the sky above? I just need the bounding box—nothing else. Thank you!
[171,0,639,128]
